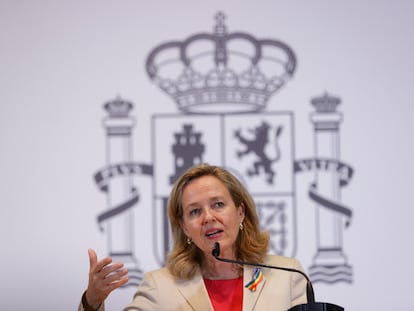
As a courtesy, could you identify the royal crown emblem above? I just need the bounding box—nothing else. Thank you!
[146,12,296,114]
[104,96,133,118]
[92,11,354,290]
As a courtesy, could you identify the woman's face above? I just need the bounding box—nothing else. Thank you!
[181,175,245,259]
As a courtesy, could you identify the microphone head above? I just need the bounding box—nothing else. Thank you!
[212,242,220,257]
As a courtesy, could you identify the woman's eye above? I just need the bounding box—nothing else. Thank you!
[214,201,224,208]
[190,208,201,216]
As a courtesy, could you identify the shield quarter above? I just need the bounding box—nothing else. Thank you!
[152,112,297,264]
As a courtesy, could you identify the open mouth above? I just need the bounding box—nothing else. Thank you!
[205,230,223,238]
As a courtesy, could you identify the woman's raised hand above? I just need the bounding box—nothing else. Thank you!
[85,249,129,309]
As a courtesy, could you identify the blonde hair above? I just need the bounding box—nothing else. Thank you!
[166,163,269,280]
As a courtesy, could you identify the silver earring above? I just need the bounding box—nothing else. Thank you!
[187,237,192,245]
[239,222,244,231]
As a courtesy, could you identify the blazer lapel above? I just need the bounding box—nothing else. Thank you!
[243,265,267,311]
[176,273,214,311]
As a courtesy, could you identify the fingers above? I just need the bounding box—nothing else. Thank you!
[103,266,129,284]
[85,249,129,307]
[95,257,113,273]
[106,274,129,292]
[100,269,129,290]
[91,265,129,297]
[87,249,128,285]
[88,249,97,271]
[102,262,124,276]
[89,248,113,274]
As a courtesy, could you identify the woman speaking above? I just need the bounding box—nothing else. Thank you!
[79,163,307,311]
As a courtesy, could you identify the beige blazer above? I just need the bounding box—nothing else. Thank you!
[79,255,307,311]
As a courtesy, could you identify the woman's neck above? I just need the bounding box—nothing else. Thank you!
[202,256,242,280]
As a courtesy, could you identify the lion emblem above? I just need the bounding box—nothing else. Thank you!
[234,121,283,184]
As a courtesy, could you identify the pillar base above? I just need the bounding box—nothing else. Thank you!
[309,248,353,283]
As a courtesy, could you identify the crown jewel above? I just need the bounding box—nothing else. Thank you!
[311,92,341,113]
[146,12,296,114]
[104,96,133,117]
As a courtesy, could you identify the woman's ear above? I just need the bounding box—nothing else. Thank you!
[181,221,188,235]
[239,203,246,222]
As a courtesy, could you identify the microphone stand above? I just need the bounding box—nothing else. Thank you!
[212,242,344,311]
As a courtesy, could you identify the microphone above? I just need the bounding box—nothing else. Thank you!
[212,242,344,311]
[212,242,315,303]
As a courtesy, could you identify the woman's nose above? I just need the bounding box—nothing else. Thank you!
[203,208,215,224]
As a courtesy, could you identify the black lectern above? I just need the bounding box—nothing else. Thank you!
[288,302,344,311]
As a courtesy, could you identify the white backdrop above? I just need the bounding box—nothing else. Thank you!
[1,1,414,310]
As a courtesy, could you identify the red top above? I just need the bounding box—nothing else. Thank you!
[204,277,243,311]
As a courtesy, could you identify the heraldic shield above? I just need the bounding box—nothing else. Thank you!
[151,112,297,265]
